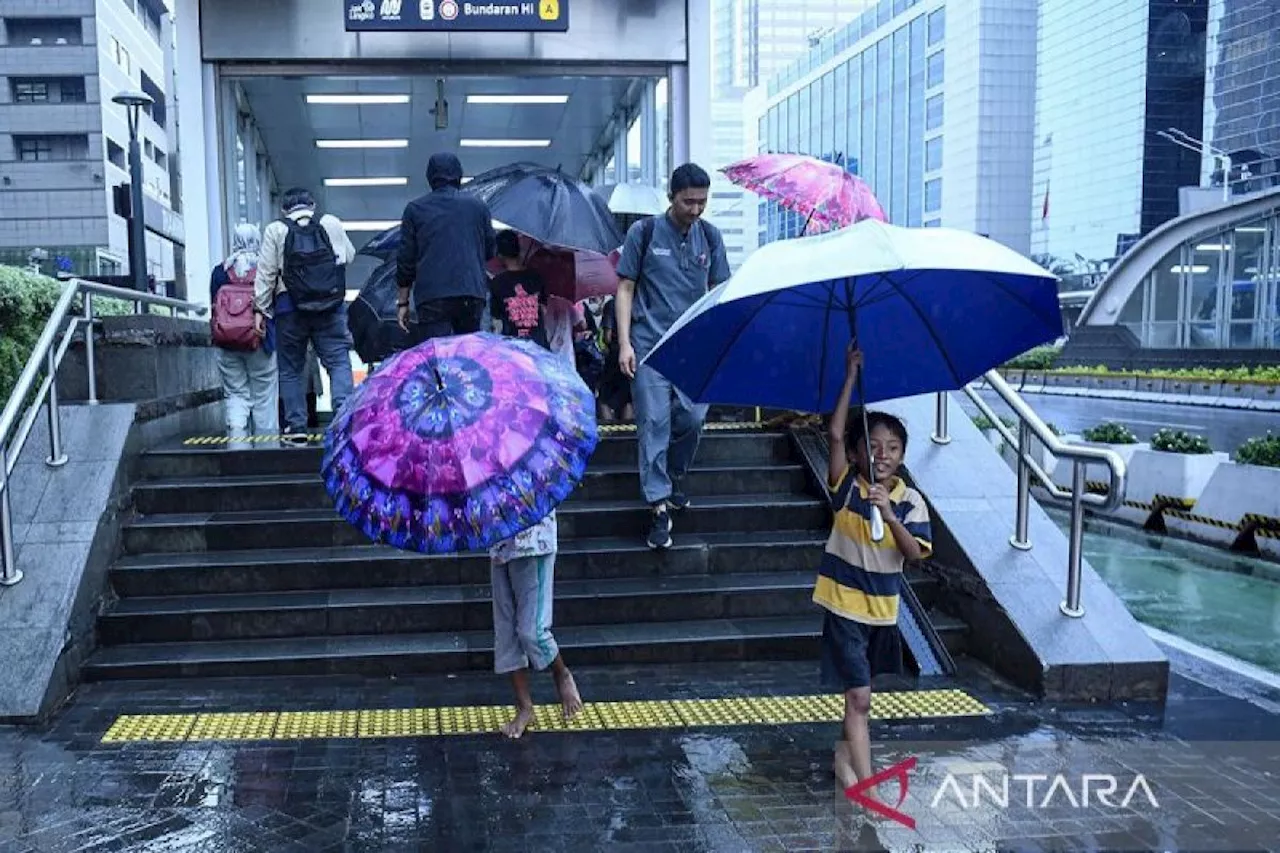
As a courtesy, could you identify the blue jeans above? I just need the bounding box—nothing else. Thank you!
[632,363,708,505]
[276,305,354,432]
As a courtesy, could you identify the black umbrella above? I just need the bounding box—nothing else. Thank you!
[346,259,412,365]
[464,162,624,255]
[357,225,401,261]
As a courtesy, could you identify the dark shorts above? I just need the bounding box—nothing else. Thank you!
[819,610,904,693]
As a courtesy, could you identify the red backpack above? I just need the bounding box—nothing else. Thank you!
[211,264,260,351]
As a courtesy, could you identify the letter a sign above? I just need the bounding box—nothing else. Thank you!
[540,0,560,21]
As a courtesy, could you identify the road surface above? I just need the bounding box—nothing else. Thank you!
[959,390,1273,454]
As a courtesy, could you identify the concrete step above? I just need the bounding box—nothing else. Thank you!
[99,571,823,644]
[130,463,812,515]
[109,531,828,596]
[137,431,796,479]
[120,494,830,555]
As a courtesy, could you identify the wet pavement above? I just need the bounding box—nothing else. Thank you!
[2,659,1280,852]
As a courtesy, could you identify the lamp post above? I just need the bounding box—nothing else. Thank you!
[112,90,154,298]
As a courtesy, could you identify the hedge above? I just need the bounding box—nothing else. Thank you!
[1000,344,1280,383]
[0,265,139,407]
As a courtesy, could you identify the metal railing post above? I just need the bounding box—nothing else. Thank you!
[1009,419,1032,550]
[1062,460,1086,617]
[0,446,20,586]
[931,392,951,445]
[84,293,99,405]
[44,348,68,468]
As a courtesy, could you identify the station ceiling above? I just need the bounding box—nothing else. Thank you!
[235,74,648,235]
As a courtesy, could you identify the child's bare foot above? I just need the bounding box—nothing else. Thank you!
[501,705,534,739]
[554,668,583,720]
[834,742,860,794]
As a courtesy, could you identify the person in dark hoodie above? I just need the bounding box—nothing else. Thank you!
[396,152,498,343]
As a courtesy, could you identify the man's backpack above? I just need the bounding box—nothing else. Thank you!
[281,215,346,313]
[210,265,260,351]
[634,215,723,287]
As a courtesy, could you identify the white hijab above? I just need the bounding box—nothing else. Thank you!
[225,223,261,279]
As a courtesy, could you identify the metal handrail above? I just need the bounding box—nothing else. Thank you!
[0,278,206,586]
[930,370,1128,619]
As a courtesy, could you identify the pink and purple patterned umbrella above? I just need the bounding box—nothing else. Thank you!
[721,153,887,234]
[322,333,598,554]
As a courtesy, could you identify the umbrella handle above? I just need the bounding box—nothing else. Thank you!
[855,358,886,543]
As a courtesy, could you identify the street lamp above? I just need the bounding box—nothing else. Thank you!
[1157,127,1233,203]
[112,89,154,297]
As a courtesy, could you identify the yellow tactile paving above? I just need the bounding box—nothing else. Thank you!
[98,689,991,745]
[176,421,768,446]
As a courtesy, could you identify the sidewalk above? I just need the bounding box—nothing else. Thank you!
[983,373,1280,412]
[2,656,1279,851]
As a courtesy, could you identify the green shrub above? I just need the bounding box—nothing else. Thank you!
[1004,345,1061,370]
[1082,422,1137,444]
[1045,422,1064,437]
[1236,433,1280,468]
[1038,364,1280,383]
[0,265,150,405]
[1150,428,1211,455]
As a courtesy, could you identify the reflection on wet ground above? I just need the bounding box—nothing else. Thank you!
[1047,508,1280,673]
[2,660,1280,851]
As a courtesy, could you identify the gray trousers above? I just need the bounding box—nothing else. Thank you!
[216,348,279,440]
[491,553,559,674]
[632,363,709,505]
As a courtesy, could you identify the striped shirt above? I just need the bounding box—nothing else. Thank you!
[813,467,933,626]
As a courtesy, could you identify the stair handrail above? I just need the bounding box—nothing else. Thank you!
[930,370,1127,619]
[0,278,206,587]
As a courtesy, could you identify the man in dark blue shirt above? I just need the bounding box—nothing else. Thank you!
[396,152,497,342]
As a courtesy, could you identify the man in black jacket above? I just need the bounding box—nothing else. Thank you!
[396,152,497,342]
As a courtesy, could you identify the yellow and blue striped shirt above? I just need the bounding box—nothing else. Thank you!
[813,467,933,626]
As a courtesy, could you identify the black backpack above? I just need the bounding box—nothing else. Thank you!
[281,215,346,313]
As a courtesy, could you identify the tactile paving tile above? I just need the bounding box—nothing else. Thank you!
[275,710,360,740]
[99,689,991,744]
[101,713,197,743]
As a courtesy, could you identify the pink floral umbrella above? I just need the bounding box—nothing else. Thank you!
[721,153,886,234]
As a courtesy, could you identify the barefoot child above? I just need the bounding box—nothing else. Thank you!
[490,513,584,738]
[820,345,933,803]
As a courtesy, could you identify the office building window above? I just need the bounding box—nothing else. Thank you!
[925,95,943,130]
[13,81,49,103]
[927,51,944,88]
[15,134,89,162]
[927,9,944,46]
[4,17,83,45]
[925,178,941,212]
[925,137,942,171]
[110,36,132,74]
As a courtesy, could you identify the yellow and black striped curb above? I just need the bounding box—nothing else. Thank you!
[99,689,990,744]
[179,421,769,446]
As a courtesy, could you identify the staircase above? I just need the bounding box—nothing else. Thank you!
[85,427,967,680]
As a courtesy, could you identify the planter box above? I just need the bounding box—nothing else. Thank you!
[1135,376,1165,394]
[1123,448,1228,506]
[1163,379,1192,396]
[1023,370,1046,388]
[1167,461,1280,557]
[1044,373,1073,388]
[1221,381,1253,401]
[1252,383,1279,403]
[1192,380,1224,399]
[1091,375,1138,393]
[1051,441,1146,494]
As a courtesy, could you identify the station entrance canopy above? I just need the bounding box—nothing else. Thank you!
[173,0,710,304]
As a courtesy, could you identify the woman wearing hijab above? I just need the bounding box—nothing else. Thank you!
[211,223,279,440]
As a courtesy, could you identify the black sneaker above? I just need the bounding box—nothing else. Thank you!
[647,505,673,550]
[667,489,691,511]
[281,428,310,448]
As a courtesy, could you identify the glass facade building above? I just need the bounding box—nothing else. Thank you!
[1203,0,1280,194]
[1115,206,1280,349]
[753,0,1036,251]
[1032,0,1207,269]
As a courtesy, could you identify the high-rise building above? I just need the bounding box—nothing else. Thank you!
[1203,0,1280,194]
[750,0,1038,253]
[0,0,180,282]
[707,0,869,270]
[1031,0,1208,269]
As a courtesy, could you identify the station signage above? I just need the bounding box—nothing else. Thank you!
[345,0,568,32]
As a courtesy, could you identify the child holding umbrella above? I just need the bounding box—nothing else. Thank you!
[821,344,933,804]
